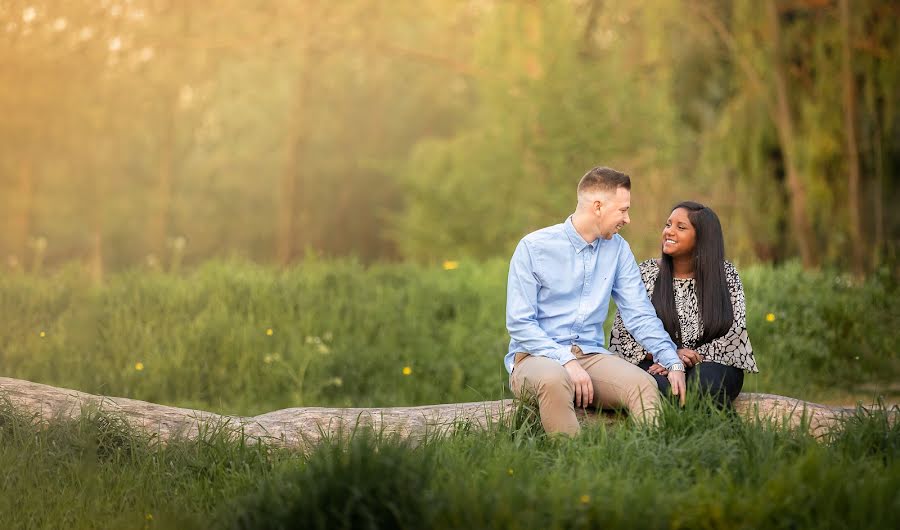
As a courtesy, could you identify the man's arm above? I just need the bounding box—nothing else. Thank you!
[506,240,575,366]
[610,242,680,369]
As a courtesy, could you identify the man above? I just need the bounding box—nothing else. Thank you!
[505,166,686,436]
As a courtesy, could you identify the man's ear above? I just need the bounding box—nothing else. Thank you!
[593,198,603,213]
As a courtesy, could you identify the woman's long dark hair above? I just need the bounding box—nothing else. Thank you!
[651,201,733,347]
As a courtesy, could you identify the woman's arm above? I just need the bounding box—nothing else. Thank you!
[696,262,758,372]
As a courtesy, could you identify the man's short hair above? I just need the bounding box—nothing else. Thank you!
[577,167,631,197]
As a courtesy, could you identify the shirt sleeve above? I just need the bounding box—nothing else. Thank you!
[696,262,757,372]
[611,243,680,369]
[506,240,576,366]
[608,261,654,364]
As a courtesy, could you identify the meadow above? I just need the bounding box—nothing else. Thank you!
[1,260,898,529]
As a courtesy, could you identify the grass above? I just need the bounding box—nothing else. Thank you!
[0,395,897,530]
[1,260,897,415]
[0,259,896,528]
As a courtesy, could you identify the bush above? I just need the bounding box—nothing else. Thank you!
[0,259,896,413]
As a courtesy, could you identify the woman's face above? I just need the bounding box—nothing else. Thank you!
[662,208,696,258]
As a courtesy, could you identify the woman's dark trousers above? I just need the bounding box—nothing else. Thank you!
[637,359,744,407]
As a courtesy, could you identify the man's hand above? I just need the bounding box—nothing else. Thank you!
[647,363,668,376]
[564,360,594,409]
[677,348,702,368]
[667,370,686,406]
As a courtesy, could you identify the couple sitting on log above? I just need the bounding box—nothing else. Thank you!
[505,166,758,436]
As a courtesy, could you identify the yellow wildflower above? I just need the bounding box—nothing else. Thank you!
[145,513,153,521]
[442,260,459,271]
[402,366,412,376]
[266,328,274,336]
[580,494,591,504]
[765,313,776,322]
[39,331,46,338]
[507,468,514,476]
[135,362,144,371]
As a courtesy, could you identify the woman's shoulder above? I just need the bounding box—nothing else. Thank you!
[722,260,740,276]
[636,259,659,289]
[722,260,744,288]
[638,258,660,272]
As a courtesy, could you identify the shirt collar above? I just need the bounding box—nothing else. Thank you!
[564,215,599,253]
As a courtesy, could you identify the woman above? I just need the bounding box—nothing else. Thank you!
[609,201,758,406]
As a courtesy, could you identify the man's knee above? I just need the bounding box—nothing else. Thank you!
[624,363,659,393]
[513,358,572,399]
[617,367,661,406]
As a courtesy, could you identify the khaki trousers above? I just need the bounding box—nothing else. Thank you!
[509,346,661,436]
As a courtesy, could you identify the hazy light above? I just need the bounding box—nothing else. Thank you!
[109,36,122,52]
[22,7,37,24]
[129,9,146,21]
[79,26,95,41]
[110,5,123,17]
[178,85,194,109]
[139,46,154,62]
[53,18,67,31]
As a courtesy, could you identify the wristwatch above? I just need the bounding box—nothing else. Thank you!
[668,363,685,372]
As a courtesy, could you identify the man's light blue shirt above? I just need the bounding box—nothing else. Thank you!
[505,216,679,373]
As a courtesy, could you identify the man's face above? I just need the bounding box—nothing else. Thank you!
[595,187,631,239]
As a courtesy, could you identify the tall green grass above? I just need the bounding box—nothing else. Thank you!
[1,260,896,414]
[1,397,897,530]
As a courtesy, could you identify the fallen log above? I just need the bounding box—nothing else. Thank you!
[0,377,875,447]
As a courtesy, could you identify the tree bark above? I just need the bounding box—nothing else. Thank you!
[276,52,313,266]
[9,156,34,268]
[0,376,875,448]
[147,93,176,261]
[580,0,603,56]
[766,0,818,268]
[839,0,865,276]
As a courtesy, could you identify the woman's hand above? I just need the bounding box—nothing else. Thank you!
[647,362,668,376]
[677,348,702,368]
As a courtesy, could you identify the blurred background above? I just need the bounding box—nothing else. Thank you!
[2,0,897,278]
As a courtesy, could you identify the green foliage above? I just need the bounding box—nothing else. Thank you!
[0,260,896,415]
[2,397,898,529]
[395,0,687,261]
[741,262,899,395]
[0,399,287,530]
[3,1,895,271]
[224,432,434,530]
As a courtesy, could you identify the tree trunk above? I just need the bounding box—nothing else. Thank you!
[580,0,603,56]
[277,58,317,266]
[88,159,105,284]
[9,156,34,268]
[839,0,865,276]
[148,94,176,261]
[0,376,876,448]
[766,0,818,268]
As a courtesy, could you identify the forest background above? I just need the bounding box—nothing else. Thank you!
[2,0,897,277]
